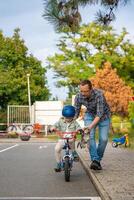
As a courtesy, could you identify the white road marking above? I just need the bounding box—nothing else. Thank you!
[0,197,101,200]
[39,145,47,149]
[0,144,19,153]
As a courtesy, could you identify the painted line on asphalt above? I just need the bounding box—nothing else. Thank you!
[0,197,101,200]
[0,144,19,153]
[39,145,48,149]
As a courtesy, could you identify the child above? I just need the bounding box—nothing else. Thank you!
[51,105,82,172]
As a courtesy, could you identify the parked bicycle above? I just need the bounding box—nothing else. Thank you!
[7,123,34,141]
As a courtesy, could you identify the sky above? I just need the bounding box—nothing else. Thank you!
[0,0,134,100]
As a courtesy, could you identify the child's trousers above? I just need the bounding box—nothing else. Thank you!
[55,139,75,163]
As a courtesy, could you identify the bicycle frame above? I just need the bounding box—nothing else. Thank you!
[62,137,73,166]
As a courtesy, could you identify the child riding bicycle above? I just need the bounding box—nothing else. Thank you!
[50,105,82,172]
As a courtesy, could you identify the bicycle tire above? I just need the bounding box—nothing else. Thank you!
[7,125,17,133]
[20,135,31,141]
[112,142,118,148]
[24,125,34,134]
[64,157,70,182]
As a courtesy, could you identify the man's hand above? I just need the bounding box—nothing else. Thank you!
[84,126,91,134]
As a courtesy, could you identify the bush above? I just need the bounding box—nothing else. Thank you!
[128,102,134,128]
[8,132,18,138]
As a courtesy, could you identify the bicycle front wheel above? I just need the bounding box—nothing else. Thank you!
[24,125,34,134]
[64,157,70,182]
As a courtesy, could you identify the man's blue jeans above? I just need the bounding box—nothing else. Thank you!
[84,113,110,162]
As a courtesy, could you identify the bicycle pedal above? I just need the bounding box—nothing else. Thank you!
[54,168,61,172]
[74,158,79,162]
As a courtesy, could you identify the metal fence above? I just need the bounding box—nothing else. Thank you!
[7,105,30,126]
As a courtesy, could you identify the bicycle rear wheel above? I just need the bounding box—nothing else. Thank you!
[7,125,17,133]
[64,157,70,182]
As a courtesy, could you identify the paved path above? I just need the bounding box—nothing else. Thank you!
[77,143,134,200]
[0,141,100,200]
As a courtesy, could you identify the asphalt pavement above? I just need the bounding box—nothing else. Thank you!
[0,140,100,200]
[0,137,134,200]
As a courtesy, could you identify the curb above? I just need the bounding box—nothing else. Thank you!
[76,148,111,200]
[0,138,57,143]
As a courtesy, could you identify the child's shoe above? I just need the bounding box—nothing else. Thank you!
[72,150,79,162]
[54,162,61,172]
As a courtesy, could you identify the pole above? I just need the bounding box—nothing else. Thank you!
[27,74,31,124]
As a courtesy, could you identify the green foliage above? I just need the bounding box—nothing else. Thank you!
[128,102,134,128]
[0,29,50,109]
[47,23,134,97]
[76,23,134,88]
[43,0,82,33]
[43,0,61,32]
[47,32,94,96]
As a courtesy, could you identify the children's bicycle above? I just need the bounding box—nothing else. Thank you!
[56,130,84,182]
[112,134,129,148]
[7,124,33,141]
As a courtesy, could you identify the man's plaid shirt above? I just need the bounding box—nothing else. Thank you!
[74,89,111,121]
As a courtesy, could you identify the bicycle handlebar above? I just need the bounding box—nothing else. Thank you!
[55,130,79,139]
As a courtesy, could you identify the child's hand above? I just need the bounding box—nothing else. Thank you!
[77,129,84,134]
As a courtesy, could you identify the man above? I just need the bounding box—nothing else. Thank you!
[74,80,111,170]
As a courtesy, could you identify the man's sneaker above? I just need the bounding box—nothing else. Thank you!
[72,151,79,162]
[54,163,61,172]
[90,160,102,170]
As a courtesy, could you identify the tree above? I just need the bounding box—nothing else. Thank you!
[47,23,134,97]
[91,62,133,116]
[47,32,95,97]
[76,23,134,88]
[128,101,134,128]
[0,29,50,109]
[43,0,130,32]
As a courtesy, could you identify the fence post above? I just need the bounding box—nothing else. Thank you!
[45,125,48,136]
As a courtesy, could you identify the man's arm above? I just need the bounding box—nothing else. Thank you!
[88,94,104,130]
[88,116,100,130]
[74,94,81,119]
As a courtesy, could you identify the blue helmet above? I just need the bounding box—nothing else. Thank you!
[62,105,76,118]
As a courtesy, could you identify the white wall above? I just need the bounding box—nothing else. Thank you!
[34,101,64,125]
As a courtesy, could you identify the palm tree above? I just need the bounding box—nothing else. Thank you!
[42,0,130,32]
[95,0,130,25]
[42,0,97,32]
